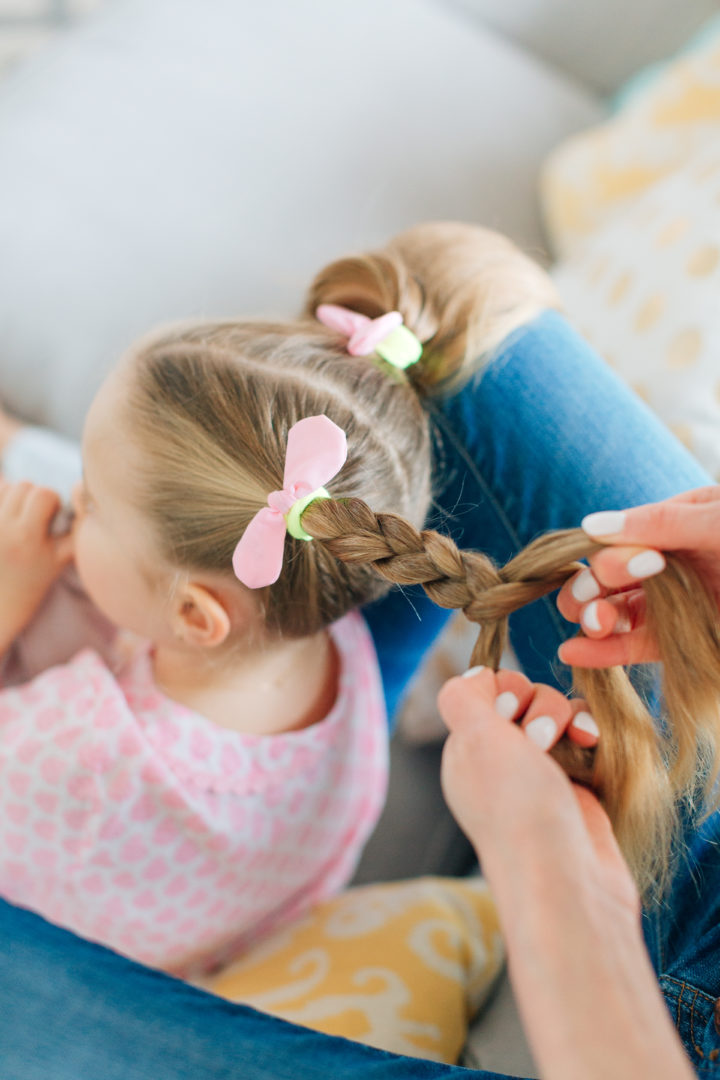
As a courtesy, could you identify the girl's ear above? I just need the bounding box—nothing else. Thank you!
[173,583,232,648]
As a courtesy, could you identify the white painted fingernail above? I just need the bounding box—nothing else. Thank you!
[615,614,632,633]
[571,568,601,603]
[462,665,485,679]
[525,715,557,751]
[582,600,602,632]
[571,711,600,738]
[582,510,626,537]
[626,550,665,579]
[495,691,519,719]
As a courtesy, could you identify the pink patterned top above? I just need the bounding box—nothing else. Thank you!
[0,611,388,974]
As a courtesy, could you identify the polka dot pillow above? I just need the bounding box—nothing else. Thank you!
[541,23,720,480]
[541,19,720,260]
[550,148,720,481]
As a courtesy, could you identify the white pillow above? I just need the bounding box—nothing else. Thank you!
[0,0,603,436]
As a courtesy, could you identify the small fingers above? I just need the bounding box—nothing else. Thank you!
[21,485,62,531]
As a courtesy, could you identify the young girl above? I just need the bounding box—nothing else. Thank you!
[0,221,566,976]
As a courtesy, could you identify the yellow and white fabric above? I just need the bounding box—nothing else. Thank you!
[197,876,504,1065]
[541,23,720,480]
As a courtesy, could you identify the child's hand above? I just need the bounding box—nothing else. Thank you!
[0,480,74,650]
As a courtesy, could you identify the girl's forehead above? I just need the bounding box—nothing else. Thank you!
[85,363,130,439]
[83,367,137,492]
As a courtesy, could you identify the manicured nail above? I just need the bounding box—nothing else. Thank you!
[582,510,626,537]
[615,614,632,633]
[462,665,485,678]
[582,600,602,632]
[495,691,519,719]
[626,550,665,579]
[525,715,556,751]
[571,568,600,603]
[571,711,600,738]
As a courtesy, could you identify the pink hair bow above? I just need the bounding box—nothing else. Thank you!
[232,415,347,589]
[316,304,403,356]
[316,304,422,369]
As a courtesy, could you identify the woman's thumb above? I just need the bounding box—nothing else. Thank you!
[582,492,720,553]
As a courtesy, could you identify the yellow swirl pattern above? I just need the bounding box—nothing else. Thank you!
[197,876,504,1064]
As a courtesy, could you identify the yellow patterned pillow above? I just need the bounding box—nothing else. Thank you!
[541,21,720,259]
[196,876,504,1064]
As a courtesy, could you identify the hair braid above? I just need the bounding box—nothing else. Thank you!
[304,496,720,902]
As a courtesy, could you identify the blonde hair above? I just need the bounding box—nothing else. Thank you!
[123,220,713,901]
[306,220,559,392]
[126,221,556,639]
[300,503,720,903]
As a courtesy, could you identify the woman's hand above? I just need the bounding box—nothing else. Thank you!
[0,480,74,651]
[437,668,694,1080]
[439,667,638,920]
[557,485,720,668]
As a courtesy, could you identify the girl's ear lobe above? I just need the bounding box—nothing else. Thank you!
[174,583,231,648]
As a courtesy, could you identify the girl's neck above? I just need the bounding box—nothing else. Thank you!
[150,629,340,736]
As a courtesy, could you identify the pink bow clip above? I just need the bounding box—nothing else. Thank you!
[316,304,403,356]
[232,415,347,589]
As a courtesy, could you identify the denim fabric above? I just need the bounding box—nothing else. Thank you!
[1,310,718,1078]
[365,310,708,718]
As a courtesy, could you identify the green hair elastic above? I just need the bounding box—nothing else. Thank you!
[285,487,331,541]
[374,325,423,370]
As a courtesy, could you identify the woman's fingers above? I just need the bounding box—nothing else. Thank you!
[559,624,660,667]
[438,666,498,733]
[439,668,599,749]
[492,669,535,721]
[567,699,600,748]
[519,684,572,751]
[582,487,720,553]
[558,549,663,624]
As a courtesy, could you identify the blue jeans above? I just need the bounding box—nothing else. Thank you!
[2,311,718,1078]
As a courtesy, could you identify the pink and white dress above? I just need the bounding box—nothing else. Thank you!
[0,609,388,975]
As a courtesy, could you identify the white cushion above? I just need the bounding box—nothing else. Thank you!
[0,0,603,436]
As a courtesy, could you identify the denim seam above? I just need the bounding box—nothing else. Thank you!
[662,975,717,1008]
[690,986,703,1057]
[427,401,569,642]
[666,979,711,1061]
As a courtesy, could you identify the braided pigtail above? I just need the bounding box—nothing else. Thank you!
[302,497,720,902]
